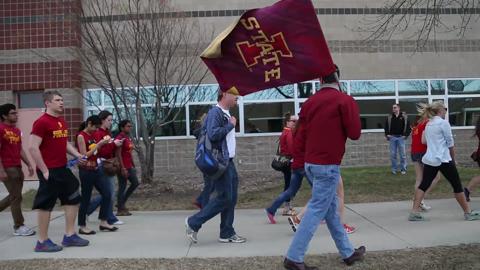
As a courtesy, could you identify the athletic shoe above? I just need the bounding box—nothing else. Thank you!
[34,239,63,252]
[408,212,428,221]
[288,216,300,232]
[13,225,35,236]
[265,209,276,224]
[185,217,198,244]
[343,246,366,266]
[391,171,397,175]
[219,234,246,243]
[420,201,432,211]
[112,220,124,225]
[343,223,357,234]
[465,211,480,221]
[282,208,297,216]
[401,170,407,175]
[464,187,471,202]
[61,234,89,247]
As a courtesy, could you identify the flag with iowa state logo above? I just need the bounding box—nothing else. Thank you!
[200,0,335,96]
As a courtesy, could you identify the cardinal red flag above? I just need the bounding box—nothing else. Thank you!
[200,0,334,96]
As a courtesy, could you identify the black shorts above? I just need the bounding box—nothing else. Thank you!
[411,152,425,163]
[32,167,81,211]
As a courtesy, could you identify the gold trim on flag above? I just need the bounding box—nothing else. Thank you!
[226,87,240,96]
[200,17,242,58]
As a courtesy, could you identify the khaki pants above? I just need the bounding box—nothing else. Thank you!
[0,167,25,229]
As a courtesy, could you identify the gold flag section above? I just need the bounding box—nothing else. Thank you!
[226,86,240,95]
[200,17,242,58]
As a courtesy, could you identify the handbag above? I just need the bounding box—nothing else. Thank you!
[102,158,121,176]
[271,142,291,171]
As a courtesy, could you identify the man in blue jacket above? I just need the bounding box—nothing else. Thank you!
[185,90,246,244]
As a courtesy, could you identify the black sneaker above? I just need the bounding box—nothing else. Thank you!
[464,187,471,202]
[343,246,366,266]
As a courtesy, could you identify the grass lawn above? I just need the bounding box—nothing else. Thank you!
[238,166,480,209]
[20,166,480,211]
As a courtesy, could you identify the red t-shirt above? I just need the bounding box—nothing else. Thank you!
[77,131,98,162]
[31,113,68,169]
[0,123,22,168]
[116,132,134,169]
[411,120,428,154]
[279,127,294,157]
[93,128,116,159]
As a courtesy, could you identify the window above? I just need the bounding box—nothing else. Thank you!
[243,102,294,133]
[190,85,219,102]
[350,81,395,96]
[18,91,44,108]
[244,85,294,100]
[430,80,445,95]
[398,98,428,123]
[398,80,428,96]
[356,99,396,129]
[448,97,480,126]
[448,79,480,94]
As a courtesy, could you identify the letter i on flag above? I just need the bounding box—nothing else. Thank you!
[200,0,335,96]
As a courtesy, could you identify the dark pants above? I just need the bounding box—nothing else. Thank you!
[78,168,111,226]
[282,167,292,203]
[117,168,139,209]
[419,161,463,193]
[195,175,214,208]
[188,161,238,239]
[0,167,24,229]
[267,169,309,215]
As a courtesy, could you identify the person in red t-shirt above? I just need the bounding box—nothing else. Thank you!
[76,115,117,234]
[88,110,124,226]
[115,120,139,216]
[410,115,440,211]
[0,103,35,236]
[278,112,297,216]
[30,91,89,252]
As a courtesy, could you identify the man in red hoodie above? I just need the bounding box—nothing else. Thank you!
[283,66,365,270]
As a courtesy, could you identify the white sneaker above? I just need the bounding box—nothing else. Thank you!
[113,220,124,225]
[13,225,35,236]
[420,201,432,211]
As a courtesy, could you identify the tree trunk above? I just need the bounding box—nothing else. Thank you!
[137,139,155,184]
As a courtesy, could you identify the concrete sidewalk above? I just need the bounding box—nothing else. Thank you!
[0,198,479,260]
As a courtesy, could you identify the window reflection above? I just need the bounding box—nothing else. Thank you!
[350,81,395,96]
[244,102,294,133]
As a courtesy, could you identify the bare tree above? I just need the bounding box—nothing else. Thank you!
[79,0,209,183]
[357,0,480,50]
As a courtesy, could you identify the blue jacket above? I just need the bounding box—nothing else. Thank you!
[205,105,234,163]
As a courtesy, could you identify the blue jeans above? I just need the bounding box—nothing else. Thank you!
[389,136,407,172]
[117,168,140,209]
[195,175,214,208]
[87,168,118,224]
[78,168,111,226]
[188,160,238,239]
[286,163,354,262]
[267,169,309,215]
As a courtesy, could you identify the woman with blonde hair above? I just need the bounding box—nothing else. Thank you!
[409,101,480,221]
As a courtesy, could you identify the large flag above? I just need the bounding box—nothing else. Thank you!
[201,0,335,96]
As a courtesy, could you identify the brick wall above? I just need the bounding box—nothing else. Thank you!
[144,129,478,189]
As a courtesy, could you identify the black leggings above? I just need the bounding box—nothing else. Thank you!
[419,162,463,193]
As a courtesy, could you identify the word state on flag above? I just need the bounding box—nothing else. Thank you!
[201,0,335,96]
[236,17,292,83]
